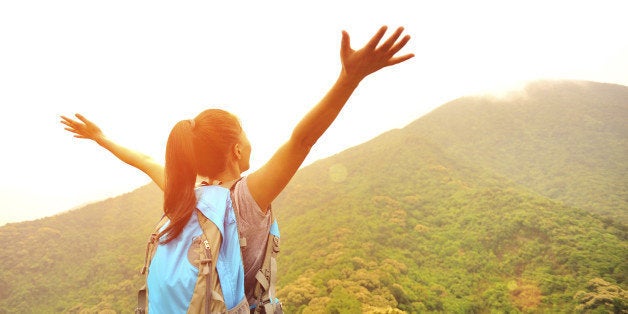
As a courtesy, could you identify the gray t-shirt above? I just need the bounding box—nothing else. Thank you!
[231,177,273,305]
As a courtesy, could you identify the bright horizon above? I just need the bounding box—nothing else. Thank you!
[1,1,627,225]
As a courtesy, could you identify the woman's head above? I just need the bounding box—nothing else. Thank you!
[161,108,247,243]
[191,109,247,176]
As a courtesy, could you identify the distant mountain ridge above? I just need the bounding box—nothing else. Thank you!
[406,80,628,222]
[1,79,626,313]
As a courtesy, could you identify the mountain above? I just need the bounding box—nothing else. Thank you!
[405,80,627,222]
[270,80,627,313]
[1,80,626,313]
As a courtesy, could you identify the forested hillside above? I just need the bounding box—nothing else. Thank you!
[406,80,628,222]
[272,80,628,312]
[0,184,162,313]
[0,80,626,313]
[273,117,626,312]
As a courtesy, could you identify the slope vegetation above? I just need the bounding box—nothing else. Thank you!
[273,115,626,312]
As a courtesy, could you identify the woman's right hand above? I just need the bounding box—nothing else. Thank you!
[60,113,166,190]
[247,26,414,212]
[339,26,414,84]
[60,113,105,144]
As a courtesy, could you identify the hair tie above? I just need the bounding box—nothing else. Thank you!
[189,119,195,129]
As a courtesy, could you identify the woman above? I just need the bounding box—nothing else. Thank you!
[62,25,414,313]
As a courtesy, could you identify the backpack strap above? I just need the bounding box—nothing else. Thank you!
[191,179,244,313]
[252,210,282,314]
[136,215,169,314]
[228,178,247,251]
[196,209,224,314]
[228,177,282,313]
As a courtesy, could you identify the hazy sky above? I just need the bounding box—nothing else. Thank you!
[1,0,627,225]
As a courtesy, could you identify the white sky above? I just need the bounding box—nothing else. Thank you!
[1,0,627,225]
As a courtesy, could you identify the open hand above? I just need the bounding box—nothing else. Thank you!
[340,26,414,82]
[60,113,104,142]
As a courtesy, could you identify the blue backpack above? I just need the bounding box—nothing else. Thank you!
[135,181,282,313]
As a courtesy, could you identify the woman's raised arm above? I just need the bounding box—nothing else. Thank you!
[61,113,166,190]
[247,26,414,211]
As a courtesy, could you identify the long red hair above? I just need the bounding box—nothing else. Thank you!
[160,109,242,243]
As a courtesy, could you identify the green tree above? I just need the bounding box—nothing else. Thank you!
[574,278,627,313]
[326,287,362,314]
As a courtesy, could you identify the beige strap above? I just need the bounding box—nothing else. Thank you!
[197,211,217,314]
[269,256,278,296]
[136,215,168,313]
[140,216,168,274]
[229,178,247,251]
[227,297,250,314]
[253,209,281,313]
[211,290,224,303]
[135,284,147,314]
[229,178,282,313]
[264,303,279,314]
[201,244,213,314]
[255,270,270,291]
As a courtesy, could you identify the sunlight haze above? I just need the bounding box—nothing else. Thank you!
[1,0,626,225]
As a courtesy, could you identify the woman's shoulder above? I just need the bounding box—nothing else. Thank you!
[233,176,271,220]
[232,177,254,205]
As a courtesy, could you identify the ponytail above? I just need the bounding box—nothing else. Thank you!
[160,119,197,244]
[160,109,243,243]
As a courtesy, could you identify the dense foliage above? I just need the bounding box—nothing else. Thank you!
[274,126,626,312]
[0,184,163,313]
[0,80,626,313]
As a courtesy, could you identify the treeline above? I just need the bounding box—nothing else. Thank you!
[273,129,626,312]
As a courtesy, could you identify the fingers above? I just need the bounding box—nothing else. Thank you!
[66,128,79,135]
[364,26,412,62]
[60,113,104,142]
[60,113,93,129]
[340,30,352,58]
[384,34,413,67]
[61,114,80,125]
[63,126,81,137]
[75,113,90,125]
[60,115,79,129]
[377,26,405,52]
[60,119,75,130]
[364,25,388,50]
[387,33,411,56]
[60,114,88,136]
[387,53,415,67]
[60,115,74,125]
[373,26,413,67]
